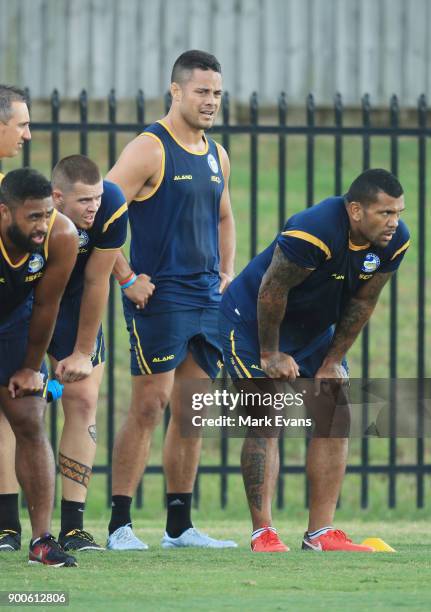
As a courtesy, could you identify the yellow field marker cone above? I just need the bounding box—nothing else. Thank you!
[361,537,396,552]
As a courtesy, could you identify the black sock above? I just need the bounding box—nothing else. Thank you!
[166,493,193,538]
[60,499,85,536]
[0,493,21,533]
[108,495,132,535]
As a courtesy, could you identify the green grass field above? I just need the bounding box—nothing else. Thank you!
[1,519,430,611]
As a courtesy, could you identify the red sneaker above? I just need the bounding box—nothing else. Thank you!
[302,529,374,552]
[251,526,289,552]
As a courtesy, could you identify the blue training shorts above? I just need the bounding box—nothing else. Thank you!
[48,295,105,366]
[219,310,347,379]
[0,299,48,392]
[123,295,223,378]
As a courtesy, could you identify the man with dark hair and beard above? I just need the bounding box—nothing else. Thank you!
[0,167,79,566]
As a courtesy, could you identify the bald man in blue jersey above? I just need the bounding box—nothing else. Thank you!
[106,50,236,549]
[219,169,409,552]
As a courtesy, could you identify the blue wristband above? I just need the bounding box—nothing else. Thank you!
[121,274,137,290]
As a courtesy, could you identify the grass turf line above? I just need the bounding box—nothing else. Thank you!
[0,520,430,611]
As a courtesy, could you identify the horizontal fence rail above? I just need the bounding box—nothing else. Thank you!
[4,89,428,511]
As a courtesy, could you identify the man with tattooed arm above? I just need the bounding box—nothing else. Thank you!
[219,169,409,552]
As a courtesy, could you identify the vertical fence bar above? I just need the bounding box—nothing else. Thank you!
[360,93,371,508]
[306,94,315,207]
[278,92,287,230]
[51,90,60,169]
[303,93,316,508]
[277,92,287,509]
[219,91,231,508]
[221,91,230,155]
[79,90,88,155]
[416,94,427,507]
[334,93,343,195]
[49,90,60,505]
[135,88,145,508]
[106,89,117,505]
[136,89,145,128]
[250,92,258,258]
[388,94,399,508]
[22,88,31,167]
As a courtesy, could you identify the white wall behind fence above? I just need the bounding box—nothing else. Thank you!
[0,0,430,106]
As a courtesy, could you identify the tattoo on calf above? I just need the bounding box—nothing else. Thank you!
[59,452,92,488]
[88,424,97,443]
[241,437,267,511]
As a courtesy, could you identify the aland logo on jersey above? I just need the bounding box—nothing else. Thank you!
[28,253,45,274]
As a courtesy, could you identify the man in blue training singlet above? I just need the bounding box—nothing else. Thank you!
[106,50,237,550]
[0,166,78,566]
[219,169,409,553]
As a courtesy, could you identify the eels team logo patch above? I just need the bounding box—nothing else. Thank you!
[78,230,90,248]
[28,253,45,273]
[207,153,219,174]
[362,253,380,273]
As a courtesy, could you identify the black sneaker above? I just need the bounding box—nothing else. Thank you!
[59,529,105,552]
[29,533,77,567]
[0,529,21,551]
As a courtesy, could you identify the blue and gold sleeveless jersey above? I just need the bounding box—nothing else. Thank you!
[222,196,410,349]
[64,179,127,299]
[0,208,57,324]
[128,120,224,313]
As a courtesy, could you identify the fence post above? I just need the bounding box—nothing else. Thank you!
[23,88,31,167]
[136,89,145,128]
[51,89,60,169]
[106,89,117,505]
[79,90,88,155]
[360,93,371,509]
[278,91,287,230]
[250,91,259,259]
[306,93,315,207]
[416,93,427,508]
[388,94,400,509]
[334,92,343,195]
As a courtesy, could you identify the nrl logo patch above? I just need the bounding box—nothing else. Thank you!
[28,253,45,273]
[207,153,219,174]
[362,253,380,273]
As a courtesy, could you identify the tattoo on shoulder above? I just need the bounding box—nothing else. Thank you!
[88,424,97,444]
[261,246,311,296]
[59,452,92,489]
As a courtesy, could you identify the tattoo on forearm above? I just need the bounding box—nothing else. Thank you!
[59,452,92,488]
[241,437,267,511]
[88,424,97,443]
[258,246,311,351]
[328,273,392,359]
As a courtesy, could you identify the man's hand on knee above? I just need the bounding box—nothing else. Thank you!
[8,369,44,399]
[55,351,93,384]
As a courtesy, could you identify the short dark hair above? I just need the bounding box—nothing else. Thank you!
[0,85,28,123]
[345,169,403,206]
[0,168,52,209]
[52,154,101,190]
[171,50,221,84]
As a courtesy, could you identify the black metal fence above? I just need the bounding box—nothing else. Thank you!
[6,89,430,510]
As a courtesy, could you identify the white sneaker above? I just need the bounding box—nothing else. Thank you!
[106,525,149,551]
[161,527,238,549]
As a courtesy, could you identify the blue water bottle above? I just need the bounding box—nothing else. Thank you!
[46,379,64,402]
